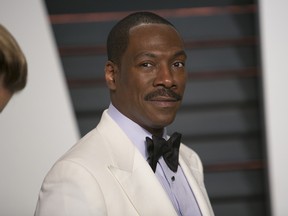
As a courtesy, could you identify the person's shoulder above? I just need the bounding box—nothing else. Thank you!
[179,143,203,172]
[62,128,99,156]
[53,127,109,170]
[180,143,200,160]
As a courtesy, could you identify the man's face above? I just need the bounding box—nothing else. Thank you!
[107,23,187,135]
[0,75,13,113]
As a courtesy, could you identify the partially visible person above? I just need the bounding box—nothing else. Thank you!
[0,24,27,112]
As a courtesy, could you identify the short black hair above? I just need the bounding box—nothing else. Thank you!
[106,11,175,65]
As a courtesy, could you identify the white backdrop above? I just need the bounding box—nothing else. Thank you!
[0,0,80,215]
[259,1,288,216]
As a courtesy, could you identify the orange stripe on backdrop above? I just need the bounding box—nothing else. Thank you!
[50,5,257,24]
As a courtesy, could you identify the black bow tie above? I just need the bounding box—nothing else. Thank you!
[146,132,182,173]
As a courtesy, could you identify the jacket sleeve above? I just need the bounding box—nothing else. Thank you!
[34,160,107,216]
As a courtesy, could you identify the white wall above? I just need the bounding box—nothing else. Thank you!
[0,0,80,215]
[259,1,288,215]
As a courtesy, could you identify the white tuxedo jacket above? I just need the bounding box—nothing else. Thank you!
[35,110,214,216]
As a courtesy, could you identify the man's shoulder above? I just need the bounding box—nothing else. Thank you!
[179,143,199,159]
[53,127,109,169]
[179,143,203,172]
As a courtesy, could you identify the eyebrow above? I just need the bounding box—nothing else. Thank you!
[134,49,187,61]
[173,50,187,59]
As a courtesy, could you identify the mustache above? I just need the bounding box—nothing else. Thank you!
[144,88,182,101]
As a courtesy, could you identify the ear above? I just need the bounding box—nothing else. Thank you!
[105,60,118,90]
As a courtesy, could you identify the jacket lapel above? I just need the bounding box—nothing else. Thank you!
[98,111,178,216]
[179,152,214,216]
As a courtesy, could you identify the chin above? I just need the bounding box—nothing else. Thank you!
[154,117,175,128]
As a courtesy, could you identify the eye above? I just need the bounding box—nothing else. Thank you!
[173,61,185,68]
[140,62,153,67]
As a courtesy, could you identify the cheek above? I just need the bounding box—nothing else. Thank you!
[117,78,144,103]
[130,74,151,94]
[181,81,186,93]
[175,74,186,92]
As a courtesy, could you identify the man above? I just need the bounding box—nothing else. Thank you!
[0,24,27,112]
[35,12,214,216]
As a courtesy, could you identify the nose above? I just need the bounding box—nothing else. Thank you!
[153,64,175,88]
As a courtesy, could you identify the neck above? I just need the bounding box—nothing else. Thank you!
[145,127,164,138]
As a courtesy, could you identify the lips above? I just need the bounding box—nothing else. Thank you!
[147,98,179,109]
[149,96,178,102]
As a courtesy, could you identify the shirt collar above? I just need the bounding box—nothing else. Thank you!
[107,103,167,159]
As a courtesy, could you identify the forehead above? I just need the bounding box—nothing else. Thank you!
[129,23,180,39]
[127,23,184,51]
